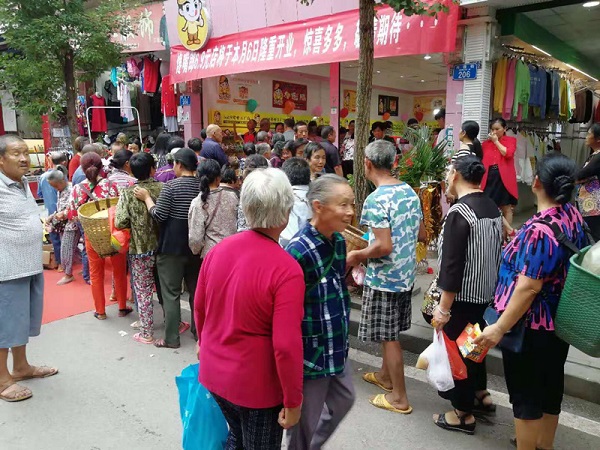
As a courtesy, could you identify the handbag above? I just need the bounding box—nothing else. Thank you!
[483,306,527,353]
[421,277,441,324]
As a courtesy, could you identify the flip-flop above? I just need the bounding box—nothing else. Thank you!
[0,382,32,402]
[154,339,180,349]
[12,366,58,382]
[179,321,190,334]
[362,372,392,393]
[133,333,155,345]
[369,393,413,414]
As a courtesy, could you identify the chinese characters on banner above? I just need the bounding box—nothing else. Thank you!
[378,95,399,116]
[170,4,459,84]
[217,76,258,105]
[343,89,357,112]
[272,81,308,110]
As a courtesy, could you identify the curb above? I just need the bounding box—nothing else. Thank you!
[349,298,600,405]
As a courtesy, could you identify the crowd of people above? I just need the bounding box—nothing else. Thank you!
[0,113,598,450]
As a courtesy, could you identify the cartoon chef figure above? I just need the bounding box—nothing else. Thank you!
[178,0,204,46]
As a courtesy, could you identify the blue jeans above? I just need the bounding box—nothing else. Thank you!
[77,222,90,282]
[48,231,62,266]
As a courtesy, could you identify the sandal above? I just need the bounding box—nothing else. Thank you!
[434,410,476,435]
[362,372,392,392]
[154,339,180,349]
[118,308,133,317]
[133,333,155,345]
[0,381,32,402]
[474,391,497,415]
[369,393,412,414]
[12,365,58,382]
[179,321,190,334]
[94,312,107,320]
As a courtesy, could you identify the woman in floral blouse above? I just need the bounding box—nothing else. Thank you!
[67,152,129,321]
[115,153,163,344]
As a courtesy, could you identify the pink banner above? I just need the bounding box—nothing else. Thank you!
[170,4,459,84]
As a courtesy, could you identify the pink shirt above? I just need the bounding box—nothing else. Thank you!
[502,59,517,120]
[194,231,305,409]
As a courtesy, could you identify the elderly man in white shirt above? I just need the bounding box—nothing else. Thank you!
[0,135,58,403]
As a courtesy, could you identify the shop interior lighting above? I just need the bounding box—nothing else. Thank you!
[433,108,440,115]
[566,63,599,82]
[376,70,381,74]
[583,1,600,8]
[424,54,432,60]
[420,79,425,82]
[531,45,552,57]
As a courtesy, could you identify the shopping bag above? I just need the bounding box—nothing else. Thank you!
[108,206,130,254]
[425,330,455,392]
[442,332,468,380]
[176,364,228,450]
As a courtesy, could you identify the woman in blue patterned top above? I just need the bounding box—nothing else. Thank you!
[475,153,588,450]
[285,174,356,449]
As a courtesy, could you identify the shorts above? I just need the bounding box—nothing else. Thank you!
[502,328,569,420]
[0,273,44,348]
[358,286,412,342]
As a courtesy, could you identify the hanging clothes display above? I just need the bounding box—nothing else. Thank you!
[528,65,547,119]
[493,57,508,114]
[90,94,107,132]
[513,60,531,121]
[142,56,161,94]
[502,59,517,120]
[118,83,134,122]
[161,75,178,118]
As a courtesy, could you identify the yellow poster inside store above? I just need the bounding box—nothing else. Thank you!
[209,109,330,133]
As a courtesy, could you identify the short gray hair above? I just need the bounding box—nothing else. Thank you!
[307,174,349,211]
[0,134,25,157]
[365,140,396,170]
[241,168,294,229]
[206,124,221,137]
[256,143,271,156]
[47,169,66,183]
[256,131,269,143]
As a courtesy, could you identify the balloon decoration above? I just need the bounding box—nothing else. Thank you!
[312,105,323,116]
[340,107,349,119]
[246,99,258,112]
[382,112,391,121]
[400,113,409,122]
[283,100,295,114]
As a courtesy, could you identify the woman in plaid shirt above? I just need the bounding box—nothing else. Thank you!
[285,174,356,449]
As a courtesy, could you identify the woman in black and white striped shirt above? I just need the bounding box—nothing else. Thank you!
[432,155,503,435]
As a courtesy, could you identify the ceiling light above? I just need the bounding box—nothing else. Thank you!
[531,45,552,57]
[566,63,599,81]
[583,1,600,7]
[424,54,432,60]
[376,70,381,74]
[400,75,404,78]
[420,79,425,83]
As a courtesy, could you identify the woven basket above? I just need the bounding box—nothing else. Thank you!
[77,198,119,258]
[555,246,600,357]
[343,225,368,253]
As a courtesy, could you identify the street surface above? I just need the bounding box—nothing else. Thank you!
[1,303,599,449]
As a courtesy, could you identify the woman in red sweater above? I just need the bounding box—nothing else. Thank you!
[194,168,305,449]
[481,118,518,226]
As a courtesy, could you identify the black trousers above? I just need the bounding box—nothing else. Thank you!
[212,393,283,450]
[438,302,488,414]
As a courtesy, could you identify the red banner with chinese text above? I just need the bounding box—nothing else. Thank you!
[170,4,459,84]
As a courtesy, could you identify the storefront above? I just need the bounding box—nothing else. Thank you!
[459,1,600,215]
[162,0,460,145]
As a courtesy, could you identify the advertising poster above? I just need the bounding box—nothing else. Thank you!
[377,95,399,116]
[272,80,308,110]
[209,109,328,133]
[413,95,446,122]
[217,76,258,105]
[343,89,357,112]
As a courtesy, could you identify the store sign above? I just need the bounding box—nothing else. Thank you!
[170,4,459,84]
[176,0,212,52]
[116,3,166,53]
[452,63,478,81]
[208,109,329,132]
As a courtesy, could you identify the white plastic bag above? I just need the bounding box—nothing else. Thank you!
[581,241,600,275]
[425,330,455,392]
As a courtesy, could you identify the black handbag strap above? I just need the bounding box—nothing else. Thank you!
[536,220,594,256]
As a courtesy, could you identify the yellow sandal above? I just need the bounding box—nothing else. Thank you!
[362,372,392,392]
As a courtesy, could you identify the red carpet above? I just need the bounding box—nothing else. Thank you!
[42,261,128,324]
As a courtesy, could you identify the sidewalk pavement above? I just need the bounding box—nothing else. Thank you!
[2,305,599,450]
[348,251,600,405]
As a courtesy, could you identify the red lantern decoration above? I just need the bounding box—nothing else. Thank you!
[283,100,295,114]
[382,112,391,121]
[340,107,349,118]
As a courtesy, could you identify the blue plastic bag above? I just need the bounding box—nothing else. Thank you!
[176,363,228,450]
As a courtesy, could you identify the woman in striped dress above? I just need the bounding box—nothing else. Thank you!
[431,155,503,435]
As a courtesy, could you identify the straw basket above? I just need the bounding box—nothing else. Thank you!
[343,225,368,253]
[78,198,119,258]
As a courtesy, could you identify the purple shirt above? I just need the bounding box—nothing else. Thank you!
[155,164,176,183]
